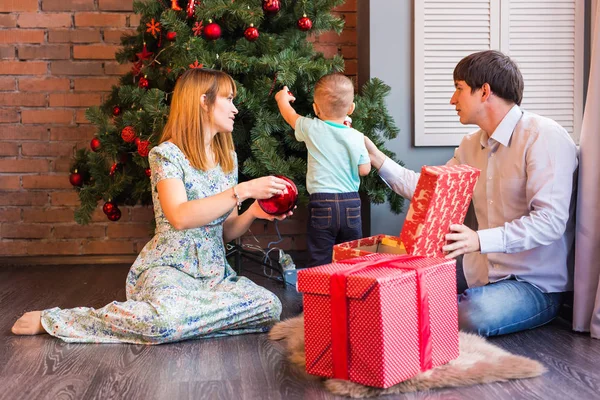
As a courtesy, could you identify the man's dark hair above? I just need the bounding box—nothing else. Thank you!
[453,50,524,105]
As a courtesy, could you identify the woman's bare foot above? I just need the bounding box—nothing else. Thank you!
[11,311,46,335]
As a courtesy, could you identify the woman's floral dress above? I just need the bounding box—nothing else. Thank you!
[41,142,282,344]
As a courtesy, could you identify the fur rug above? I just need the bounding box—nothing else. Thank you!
[268,314,545,398]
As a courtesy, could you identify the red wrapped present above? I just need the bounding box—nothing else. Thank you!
[297,253,459,388]
[332,165,479,261]
[332,234,406,262]
[401,164,480,257]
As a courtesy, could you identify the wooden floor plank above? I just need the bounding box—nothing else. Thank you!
[1,262,600,399]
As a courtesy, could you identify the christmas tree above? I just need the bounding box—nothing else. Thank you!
[70,0,404,224]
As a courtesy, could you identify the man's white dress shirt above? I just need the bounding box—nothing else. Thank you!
[379,105,578,292]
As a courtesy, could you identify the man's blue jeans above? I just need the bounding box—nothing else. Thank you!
[456,258,563,336]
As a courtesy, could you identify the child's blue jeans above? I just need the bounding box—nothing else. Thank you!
[306,192,362,267]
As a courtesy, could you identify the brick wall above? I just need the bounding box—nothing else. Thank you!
[0,0,358,258]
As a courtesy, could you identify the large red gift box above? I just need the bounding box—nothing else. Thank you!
[297,253,459,388]
[333,164,480,261]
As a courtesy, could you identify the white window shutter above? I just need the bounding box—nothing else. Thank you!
[414,0,584,146]
[501,0,584,141]
[414,0,499,146]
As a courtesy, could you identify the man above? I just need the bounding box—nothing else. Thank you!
[366,50,578,336]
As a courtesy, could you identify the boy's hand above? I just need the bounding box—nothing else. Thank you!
[276,86,296,103]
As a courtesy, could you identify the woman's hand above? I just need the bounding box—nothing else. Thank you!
[248,201,295,221]
[237,176,288,200]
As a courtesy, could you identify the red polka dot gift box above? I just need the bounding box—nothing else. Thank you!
[297,253,460,388]
[332,164,480,262]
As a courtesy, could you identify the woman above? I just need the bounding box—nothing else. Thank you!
[12,69,291,344]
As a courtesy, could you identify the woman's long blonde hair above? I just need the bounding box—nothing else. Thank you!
[160,68,236,172]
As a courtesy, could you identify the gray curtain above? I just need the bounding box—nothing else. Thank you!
[573,2,600,338]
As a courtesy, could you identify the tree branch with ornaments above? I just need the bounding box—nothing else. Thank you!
[70,0,404,224]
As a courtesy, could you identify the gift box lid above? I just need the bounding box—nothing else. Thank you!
[297,253,453,299]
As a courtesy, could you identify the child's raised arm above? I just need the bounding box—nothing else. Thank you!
[275,86,300,128]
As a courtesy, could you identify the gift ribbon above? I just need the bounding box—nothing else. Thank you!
[330,255,433,380]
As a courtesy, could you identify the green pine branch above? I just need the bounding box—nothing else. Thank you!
[71,0,406,226]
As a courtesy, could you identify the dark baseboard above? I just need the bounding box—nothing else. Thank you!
[0,255,137,266]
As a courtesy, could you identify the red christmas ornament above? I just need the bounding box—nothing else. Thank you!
[138,76,149,89]
[186,0,199,19]
[102,200,117,216]
[257,175,298,215]
[135,137,141,146]
[90,137,101,152]
[121,126,137,143]
[131,60,143,76]
[137,140,151,157]
[136,44,153,61]
[297,14,313,31]
[107,207,122,221]
[192,21,204,36]
[109,163,119,176]
[244,25,259,42]
[145,168,152,177]
[145,18,161,37]
[343,116,352,128]
[112,105,121,116]
[203,21,221,40]
[189,60,203,69]
[166,31,177,41]
[69,170,83,187]
[262,0,280,14]
[171,0,182,11]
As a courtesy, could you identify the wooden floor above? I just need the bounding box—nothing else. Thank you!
[1,261,600,400]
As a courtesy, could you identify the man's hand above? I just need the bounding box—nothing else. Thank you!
[364,136,386,170]
[443,224,480,259]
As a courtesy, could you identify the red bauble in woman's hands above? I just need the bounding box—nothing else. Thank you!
[258,175,298,215]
